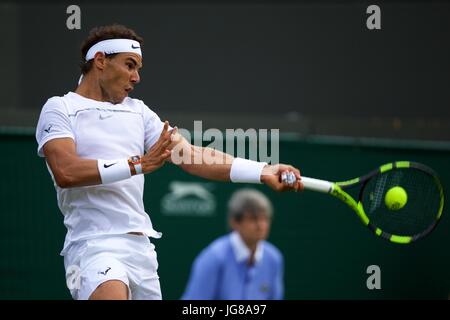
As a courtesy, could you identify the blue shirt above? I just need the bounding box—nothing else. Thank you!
[182,232,284,300]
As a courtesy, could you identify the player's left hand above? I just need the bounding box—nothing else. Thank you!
[261,164,304,192]
[141,121,174,174]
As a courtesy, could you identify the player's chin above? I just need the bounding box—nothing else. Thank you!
[112,93,128,104]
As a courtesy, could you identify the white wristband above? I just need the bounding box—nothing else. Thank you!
[230,158,267,184]
[97,159,131,184]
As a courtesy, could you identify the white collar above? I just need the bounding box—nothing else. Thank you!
[230,231,264,264]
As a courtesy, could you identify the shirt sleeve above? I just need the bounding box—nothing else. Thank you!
[142,103,166,151]
[181,249,222,300]
[273,251,285,300]
[36,97,75,157]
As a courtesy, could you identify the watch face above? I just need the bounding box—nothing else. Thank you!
[130,155,141,163]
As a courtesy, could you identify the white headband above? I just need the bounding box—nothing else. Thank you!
[85,38,142,61]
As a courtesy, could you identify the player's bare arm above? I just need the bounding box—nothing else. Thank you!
[43,121,174,188]
[167,132,304,192]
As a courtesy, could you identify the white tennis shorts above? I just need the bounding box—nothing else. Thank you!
[63,233,162,300]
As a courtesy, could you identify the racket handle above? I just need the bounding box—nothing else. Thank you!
[300,176,333,193]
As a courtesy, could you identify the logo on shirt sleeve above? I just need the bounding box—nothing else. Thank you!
[43,124,53,134]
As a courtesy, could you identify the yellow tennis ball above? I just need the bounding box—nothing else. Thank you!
[385,186,408,210]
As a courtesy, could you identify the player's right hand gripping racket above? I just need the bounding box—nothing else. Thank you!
[282,161,445,244]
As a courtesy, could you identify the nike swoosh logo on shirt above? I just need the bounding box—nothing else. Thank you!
[99,114,113,120]
[103,163,117,168]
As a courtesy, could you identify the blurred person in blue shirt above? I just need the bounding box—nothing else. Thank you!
[182,188,284,300]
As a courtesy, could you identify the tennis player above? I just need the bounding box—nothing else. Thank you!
[35,24,302,300]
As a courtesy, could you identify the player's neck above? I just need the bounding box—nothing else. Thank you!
[75,75,110,103]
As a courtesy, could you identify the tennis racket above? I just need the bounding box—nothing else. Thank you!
[282,161,445,244]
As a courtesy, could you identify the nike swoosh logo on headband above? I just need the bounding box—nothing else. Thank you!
[131,44,140,49]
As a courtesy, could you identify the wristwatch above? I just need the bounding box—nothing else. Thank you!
[128,155,143,175]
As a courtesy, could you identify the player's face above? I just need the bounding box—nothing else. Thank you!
[232,212,271,245]
[100,52,142,104]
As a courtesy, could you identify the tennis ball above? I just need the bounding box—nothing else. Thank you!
[385,186,408,210]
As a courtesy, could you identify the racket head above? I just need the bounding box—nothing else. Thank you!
[333,161,445,244]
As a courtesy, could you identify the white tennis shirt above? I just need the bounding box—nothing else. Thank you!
[36,92,164,255]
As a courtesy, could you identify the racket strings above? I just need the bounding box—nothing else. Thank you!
[361,169,441,236]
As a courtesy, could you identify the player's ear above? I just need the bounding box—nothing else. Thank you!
[93,52,106,70]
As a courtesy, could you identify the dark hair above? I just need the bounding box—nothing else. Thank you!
[80,24,144,75]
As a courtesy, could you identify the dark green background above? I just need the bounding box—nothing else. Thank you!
[2,1,450,141]
[0,132,448,299]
